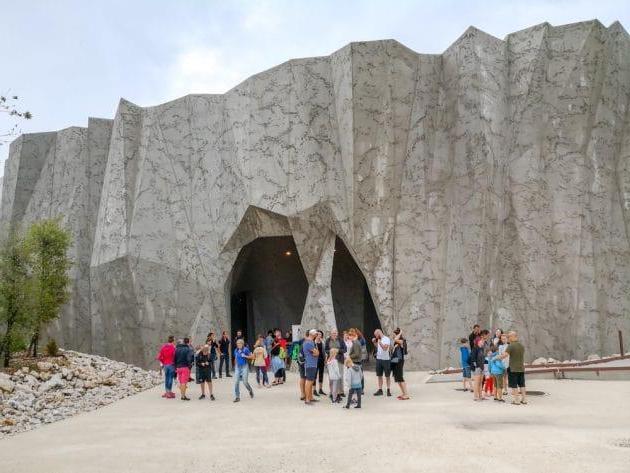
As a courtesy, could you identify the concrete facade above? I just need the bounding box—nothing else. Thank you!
[2,20,630,369]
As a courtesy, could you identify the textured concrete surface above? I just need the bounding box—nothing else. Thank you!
[2,20,630,369]
[0,372,629,473]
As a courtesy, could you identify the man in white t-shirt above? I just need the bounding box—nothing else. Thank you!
[371,329,392,396]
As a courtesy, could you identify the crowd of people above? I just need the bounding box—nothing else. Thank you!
[155,326,411,407]
[155,323,528,408]
[459,325,527,405]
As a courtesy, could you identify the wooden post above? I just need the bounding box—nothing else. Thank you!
[619,330,624,357]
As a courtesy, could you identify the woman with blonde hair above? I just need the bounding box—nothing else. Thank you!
[253,336,269,387]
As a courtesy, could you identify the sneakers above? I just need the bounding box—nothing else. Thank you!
[319,389,326,395]
[161,392,168,398]
[313,390,320,397]
[387,389,392,397]
[181,396,190,401]
[166,392,176,399]
[233,397,240,403]
[199,394,206,400]
[373,389,383,396]
[210,394,216,401]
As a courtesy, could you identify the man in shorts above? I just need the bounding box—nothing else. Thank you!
[499,331,527,405]
[302,329,319,405]
[173,337,194,401]
[372,329,392,397]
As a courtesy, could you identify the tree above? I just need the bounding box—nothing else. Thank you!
[1,93,33,146]
[24,219,71,358]
[0,229,34,367]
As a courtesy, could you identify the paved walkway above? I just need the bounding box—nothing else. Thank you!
[1,371,629,472]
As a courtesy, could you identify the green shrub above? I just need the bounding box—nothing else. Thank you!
[45,338,59,357]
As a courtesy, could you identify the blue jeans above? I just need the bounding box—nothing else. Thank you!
[234,363,252,398]
[256,366,268,385]
[219,354,230,376]
[163,364,175,392]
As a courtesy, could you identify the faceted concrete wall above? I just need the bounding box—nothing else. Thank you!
[2,20,630,369]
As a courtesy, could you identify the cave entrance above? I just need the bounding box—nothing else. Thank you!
[331,237,381,357]
[229,236,308,346]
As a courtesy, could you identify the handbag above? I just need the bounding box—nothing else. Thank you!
[391,345,402,364]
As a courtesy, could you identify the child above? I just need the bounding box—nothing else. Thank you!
[489,349,505,402]
[459,338,472,391]
[343,358,362,409]
[483,348,494,397]
[327,348,342,403]
[253,337,269,387]
[470,338,485,401]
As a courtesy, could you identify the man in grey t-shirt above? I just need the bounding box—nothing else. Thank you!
[372,329,392,397]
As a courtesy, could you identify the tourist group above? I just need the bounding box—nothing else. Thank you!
[156,326,410,407]
[459,325,528,405]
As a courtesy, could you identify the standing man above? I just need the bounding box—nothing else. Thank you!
[372,329,392,397]
[233,339,254,403]
[500,331,527,405]
[302,329,319,405]
[231,329,244,369]
[174,337,194,401]
[156,335,176,399]
[218,331,231,378]
[469,324,481,349]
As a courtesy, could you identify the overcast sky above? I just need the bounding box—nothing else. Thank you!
[1,0,629,174]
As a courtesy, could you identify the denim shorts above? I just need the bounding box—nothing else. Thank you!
[462,366,471,378]
[304,367,317,381]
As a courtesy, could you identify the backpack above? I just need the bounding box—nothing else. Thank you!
[297,341,306,365]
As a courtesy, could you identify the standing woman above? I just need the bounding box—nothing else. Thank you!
[195,345,216,400]
[206,332,219,379]
[270,336,286,385]
[313,330,326,396]
[356,328,368,364]
[498,332,509,395]
[253,336,270,387]
[391,328,409,400]
[284,330,293,371]
[492,328,503,348]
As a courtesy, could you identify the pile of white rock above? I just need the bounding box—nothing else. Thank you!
[0,350,161,437]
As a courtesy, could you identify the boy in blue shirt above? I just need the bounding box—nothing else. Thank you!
[233,339,255,402]
[459,338,472,391]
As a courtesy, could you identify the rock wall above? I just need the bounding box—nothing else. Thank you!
[2,20,630,369]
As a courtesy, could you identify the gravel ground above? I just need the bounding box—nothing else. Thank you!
[0,370,628,473]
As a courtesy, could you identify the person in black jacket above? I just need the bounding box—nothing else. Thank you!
[174,338,194,401]
[468,324,481,349]
[469,338,485,401]
[218,332,231,378]
[195,345,216,400]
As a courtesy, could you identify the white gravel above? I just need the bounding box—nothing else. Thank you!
[0,350,160,437]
